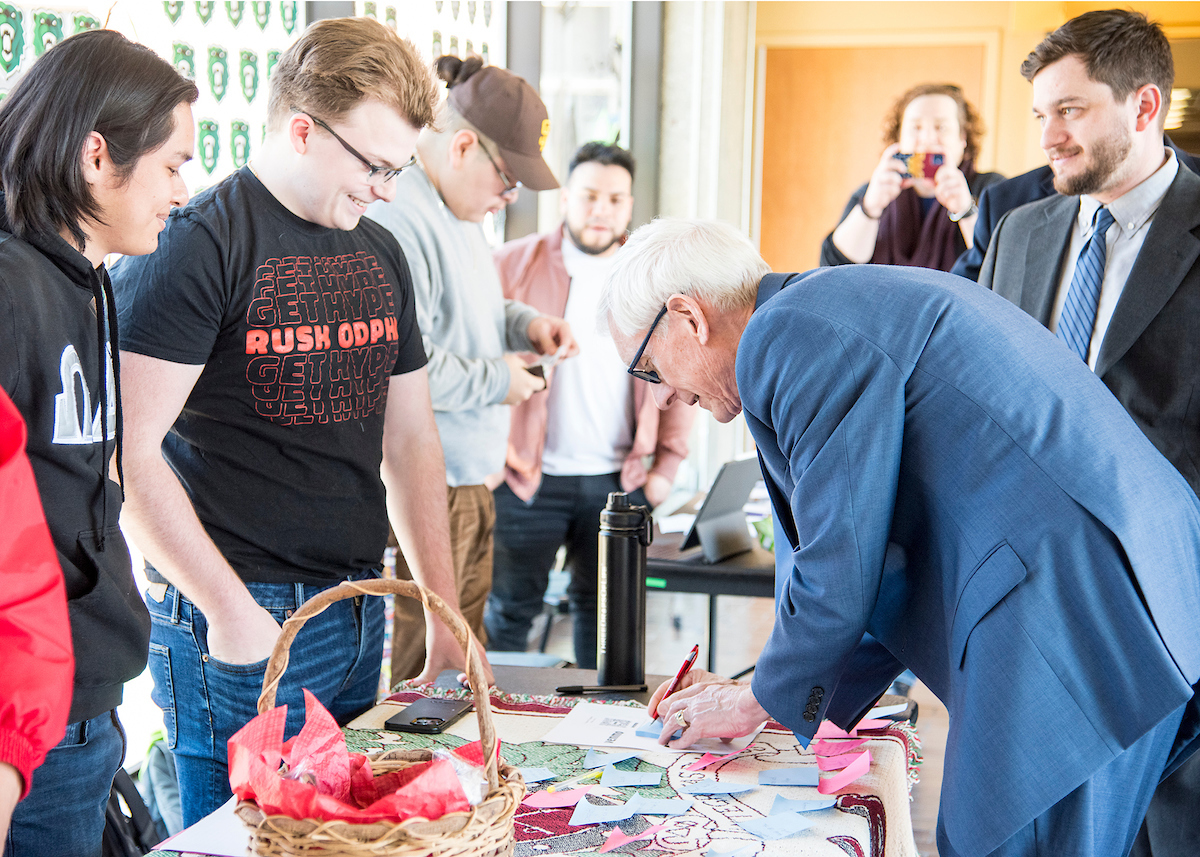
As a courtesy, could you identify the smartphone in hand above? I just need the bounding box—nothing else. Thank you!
[892,151,944,180]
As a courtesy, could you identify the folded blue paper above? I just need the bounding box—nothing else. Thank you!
[769,794,836,815]
[568,797,635,826]
[758,767,820,787]
[626,795,694,816]
[635,718,683,741]
[600,766,662,787]
[681,780,757,795]
[583,748,641,769]
[518,767,555,784]
[737,810,816,840]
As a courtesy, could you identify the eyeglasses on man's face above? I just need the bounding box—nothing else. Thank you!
[308,114,416,184]
[626,305,668,384]
[479,139,522,200]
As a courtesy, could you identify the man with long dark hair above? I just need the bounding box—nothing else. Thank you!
[0,29,197,856]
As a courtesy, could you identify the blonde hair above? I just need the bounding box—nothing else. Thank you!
[267,17,437,130]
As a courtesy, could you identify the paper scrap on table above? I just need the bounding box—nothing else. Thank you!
[519,767,555,783]
[770,794,836,815]
[868,701,908,719]
[569,796,636,826]
[600,822,666,853]
[584,748,641,769]
[541,701,759,755]
[627,795,693,816]
[157,796,247,857]
[705,846,758,857]
[759,767,819,787]
[812,737,869,756]
[681,780,757,795]
[818,750,871,795]
[657,513,695,534]
[738,810,816,840]
[686,746,746,772]
[523,785,594,808]
[817,753,862,771]
[851,718,891,731]
[600,766,662,787]
[635,719,682,741]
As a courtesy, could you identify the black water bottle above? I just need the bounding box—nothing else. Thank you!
[596,492,652,685]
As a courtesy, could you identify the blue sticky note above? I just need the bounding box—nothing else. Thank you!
[600,766,662,787]
[681,780,757,796]
[705,846,758,857]
[519,767,555,784]
[758,767,819,787]
[584,749,640,769]
[737,811,816,840]
[635,719,683,741]
[568,797,636,826]
[626,795,694,816]
[769,794,836,815]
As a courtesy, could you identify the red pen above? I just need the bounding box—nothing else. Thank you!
[652,644,699,720]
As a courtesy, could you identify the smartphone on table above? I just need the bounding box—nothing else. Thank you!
[384,698,473,734]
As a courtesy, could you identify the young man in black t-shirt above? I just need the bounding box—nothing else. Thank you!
[111,18,488,826]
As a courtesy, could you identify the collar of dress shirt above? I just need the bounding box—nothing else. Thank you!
[1077,147,1179,239]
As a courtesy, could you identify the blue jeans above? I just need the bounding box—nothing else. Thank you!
[147,570,384,827]
[485,475,646,669]
[5,710,124,857]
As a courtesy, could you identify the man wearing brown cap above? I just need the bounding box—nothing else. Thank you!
[369,56,576,681]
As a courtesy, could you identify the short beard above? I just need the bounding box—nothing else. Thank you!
[1052,126,1133,196]
[565,221,621,256]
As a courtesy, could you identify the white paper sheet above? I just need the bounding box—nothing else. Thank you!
[540,701,760,755]
[158,797,250,856]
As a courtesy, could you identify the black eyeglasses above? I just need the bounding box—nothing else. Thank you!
[479,139,522,200]
[626,305,668,384]
[309,115,416,183]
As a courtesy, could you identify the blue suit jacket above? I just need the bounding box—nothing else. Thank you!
[741,266,1200,855]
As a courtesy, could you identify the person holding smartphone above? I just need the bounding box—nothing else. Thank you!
[821,83,1004,271]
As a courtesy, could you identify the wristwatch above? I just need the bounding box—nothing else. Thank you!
[949,198,978,222]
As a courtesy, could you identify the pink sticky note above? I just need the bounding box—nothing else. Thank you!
[814,721,853,739]
[817,753,861,771]
[817,750,871,794]
[599,823,666,853]
[851,718,890,731]
[685,746,746,772]
[812,737,868,757]
[522,786,594,808]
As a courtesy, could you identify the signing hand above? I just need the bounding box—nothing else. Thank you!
[501,353,546,405]
[860,144,909,220]
[655,678,770,749]
[526,316,579,359]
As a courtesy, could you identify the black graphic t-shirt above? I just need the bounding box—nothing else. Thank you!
[112,168,427,584]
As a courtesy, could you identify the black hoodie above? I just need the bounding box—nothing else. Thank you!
[0,204,150,723]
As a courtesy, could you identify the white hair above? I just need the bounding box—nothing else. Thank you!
[599,218,770,337]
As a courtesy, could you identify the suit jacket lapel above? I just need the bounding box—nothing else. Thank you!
[1097,168,1200,377]
[1021,196,1078,326]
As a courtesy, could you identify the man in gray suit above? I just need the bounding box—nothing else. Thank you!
[980,10,1200,855]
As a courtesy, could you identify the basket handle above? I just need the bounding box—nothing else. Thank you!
[257,577,500,791]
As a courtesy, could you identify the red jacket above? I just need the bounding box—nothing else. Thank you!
[493,227,696,501]
[0,388,73,797]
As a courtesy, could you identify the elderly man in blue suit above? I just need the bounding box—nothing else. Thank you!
[604,218,1200,857]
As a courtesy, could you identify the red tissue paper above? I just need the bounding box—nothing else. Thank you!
[228,690,481,825]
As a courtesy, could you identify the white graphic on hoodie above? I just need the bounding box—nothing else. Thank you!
[52,343,116,444]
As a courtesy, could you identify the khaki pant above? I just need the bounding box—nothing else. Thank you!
[390,484,493,683]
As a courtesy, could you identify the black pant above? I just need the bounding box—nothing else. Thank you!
[485,474,646,668]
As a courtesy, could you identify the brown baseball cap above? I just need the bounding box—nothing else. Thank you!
[447,65,559,191]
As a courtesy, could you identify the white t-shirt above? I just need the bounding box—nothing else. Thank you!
[541,238,636,476]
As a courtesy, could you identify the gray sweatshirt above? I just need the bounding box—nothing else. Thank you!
[368,166,538,486]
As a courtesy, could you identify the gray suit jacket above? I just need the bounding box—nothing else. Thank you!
[979,166,1200,495]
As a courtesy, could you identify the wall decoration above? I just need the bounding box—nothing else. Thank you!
[225,0,242,27]
[195,1,213,24]
[207,44,227,101]
[252,0,267,30]
[239,48,257,101]
[0,5,24,76]
[32,10,63,56]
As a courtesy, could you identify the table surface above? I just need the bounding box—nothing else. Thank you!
[646,526,776,598]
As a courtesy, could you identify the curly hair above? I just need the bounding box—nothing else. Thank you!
[881,83,984,165]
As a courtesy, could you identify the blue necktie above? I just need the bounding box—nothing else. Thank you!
[1056,206,1115,363]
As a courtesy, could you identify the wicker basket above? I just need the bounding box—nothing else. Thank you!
[234,578,525,856]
